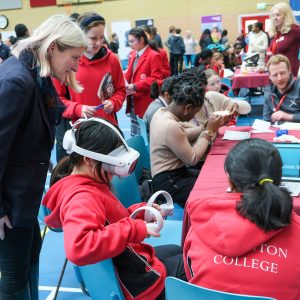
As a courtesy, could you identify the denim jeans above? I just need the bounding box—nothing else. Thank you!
[0,220,41,294]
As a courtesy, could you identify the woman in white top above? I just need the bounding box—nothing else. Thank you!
[184,30,197,69]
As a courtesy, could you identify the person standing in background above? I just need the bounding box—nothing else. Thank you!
[199,29,213,50]
[247,22,269,66]
[184,30,197,69]
[164,25,176,75]
[151,27,163,49]
[54,13,126,126]
[0,15,86,299]
[0,32,10,63]
[219,29,229,47]
[109,33,119,55]
[125,27,162,136]
[14,23,30,40]
[169,28,185,75]
[268,2,300,77]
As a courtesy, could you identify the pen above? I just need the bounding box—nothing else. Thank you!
[95,103,105,111]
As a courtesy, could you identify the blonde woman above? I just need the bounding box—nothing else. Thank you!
[0,15,86,299]
[268,2,300,77]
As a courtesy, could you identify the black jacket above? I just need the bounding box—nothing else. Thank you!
[0,55,54,226]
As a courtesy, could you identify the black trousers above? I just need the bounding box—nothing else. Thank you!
[171,54,184,75]
[55,118,71,163]
[155,244,187,300]
[152,167,199,208]
[0,220,41,294]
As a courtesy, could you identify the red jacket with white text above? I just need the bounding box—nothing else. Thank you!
[42,174,166,300]
[184,193,300,300]
[125,46,163,118]
[53,47,125,125]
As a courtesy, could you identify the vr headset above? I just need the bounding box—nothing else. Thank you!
[63,117,140,177]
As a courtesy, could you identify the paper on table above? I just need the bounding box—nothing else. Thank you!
[222,130,251,140]
[252,119,273,133]
[279,122,300,130]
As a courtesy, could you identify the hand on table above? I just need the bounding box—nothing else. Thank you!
[271,111,293,122]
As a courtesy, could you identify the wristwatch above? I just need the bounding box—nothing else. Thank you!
[203,130,214,137]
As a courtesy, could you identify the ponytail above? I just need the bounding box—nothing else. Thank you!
[225,138,293,232]
[150,81,160,99]
[50,156,73,186]
[237,183,292,232]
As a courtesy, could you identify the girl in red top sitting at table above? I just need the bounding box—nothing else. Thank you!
[184,138,300,300]
[211,52,225,78]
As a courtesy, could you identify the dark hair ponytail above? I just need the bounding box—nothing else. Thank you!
[225,138,292,232]
[150,81,160,99]
[150,76,176,99]
[50,157,73,186]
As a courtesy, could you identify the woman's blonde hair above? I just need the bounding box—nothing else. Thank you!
[12,15,87,92]
[269,2,296,36]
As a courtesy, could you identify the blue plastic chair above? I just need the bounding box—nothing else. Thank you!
[111,172,142,207]
[146,220,182,247]
[74,259,125,300]
[165,277,276,300]
[126,135,150,182]
[136,117,149,152]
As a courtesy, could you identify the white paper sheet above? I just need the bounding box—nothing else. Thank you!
[222,130,251,140]
[252,119,271,133]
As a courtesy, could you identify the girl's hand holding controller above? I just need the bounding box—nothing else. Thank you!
[145,222,161,238]
[152,203,166,218]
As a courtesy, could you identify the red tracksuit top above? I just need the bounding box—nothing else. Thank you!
[184,193,300,300]
[53,47,126,126]
[42,174,166,300]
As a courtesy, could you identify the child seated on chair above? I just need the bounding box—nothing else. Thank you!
[184,138,300,300]
[190,68,251,129]
[143,77,176,139]
[42,117,186,300]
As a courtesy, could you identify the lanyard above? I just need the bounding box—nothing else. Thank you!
[271,32,282,54]
[272,95,286,112]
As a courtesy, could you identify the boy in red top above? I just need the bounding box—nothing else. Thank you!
[184,138,300,300]
[53,13,125,126]
[211,52,225,78]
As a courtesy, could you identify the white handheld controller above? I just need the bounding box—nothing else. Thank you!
[145,191,174,222]
[130,206,163,234]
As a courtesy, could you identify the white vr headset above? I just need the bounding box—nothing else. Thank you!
[63,117,140,177]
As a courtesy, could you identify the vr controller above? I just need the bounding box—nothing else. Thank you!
[145,191,174,222]
[130,206,163,234]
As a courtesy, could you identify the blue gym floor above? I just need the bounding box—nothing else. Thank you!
[39,97,264,299]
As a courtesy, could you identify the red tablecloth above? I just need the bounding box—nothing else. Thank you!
[232,69,270,90]
[182,127,300,244]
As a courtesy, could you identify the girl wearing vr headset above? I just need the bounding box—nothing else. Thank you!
[0,15,86,299]
[53,12,126,126]
[42,118,187,300]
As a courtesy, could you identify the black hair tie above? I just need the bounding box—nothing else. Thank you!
[80,15,105,30]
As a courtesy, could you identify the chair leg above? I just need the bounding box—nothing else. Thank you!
[41,225,48,243]
[53,257,68,300]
